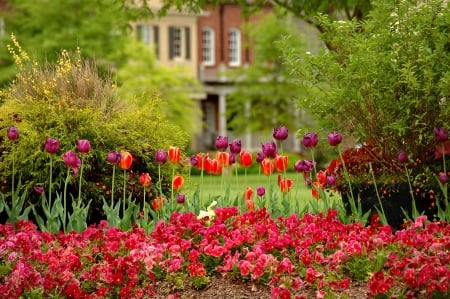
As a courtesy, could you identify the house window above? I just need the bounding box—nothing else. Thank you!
[136,24,159,58]
[202,27,215,65]
[169,26,191,61]
[228,28,241,67]
[0,18,4,37]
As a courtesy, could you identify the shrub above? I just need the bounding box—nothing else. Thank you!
[0,37,189,223]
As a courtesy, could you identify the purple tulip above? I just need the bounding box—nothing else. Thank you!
[256,152,266,164]
[273,125,288,141]
[433,127,448,142]
[63,150,81,175]
[302,132,318,148]
[45,138,60,154]
[107,150,121,164]
[190,155,198,167]
[229,153,236,165]
[155,149,168,164]
[294,160,314,173]
[257,186,265,197]
[177,193,186,204]
[327,131,342,146]
[34,186,45,195]
[397,150,408,164]
[261,141,277,159]
[326,175,336,186]
[7,126,19,141]
[229,139,242,154]
[215,136,229,150]
[77,139,91,153]
[439,172,448,184]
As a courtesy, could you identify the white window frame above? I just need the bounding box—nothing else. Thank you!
[169,26,191,61]
[202,27,215,66]
[228,28,241,67]
[136,24,159,57]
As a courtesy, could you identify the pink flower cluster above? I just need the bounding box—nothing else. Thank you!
[0,212,449,298]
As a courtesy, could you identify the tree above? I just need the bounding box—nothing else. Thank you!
[0,0,132,85]
[117,39,202,136]
[225,10,307,134]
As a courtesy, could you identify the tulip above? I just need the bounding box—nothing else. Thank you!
[256,152,266,164]
[215,136,228,150]
[177,193,186,204]
[439,172,448,184]
[155,149,168,164]
[261,141,277,159]
[62,150,81,175]
[77,139,91,153]
[229,139,242,154]
[397,150,408,164]
[45,137,60,154]
[317,170,327,185]
[195,152,206,170]
[246,199,255,212]
[119,151,133,170]
[190,155,198,167]
[244,187,253,200]
[294,160,314,173]
[229,153,236,165]
[239,151,253,168]
[257,186,265,197]
[34,186,45,195]
[7,126,19,140]
[168,146,181,163]
[107,150,121,164]
[273,125,288,141]
[172,174,184,190]
[139,173,151,187]
[302,132,318,148]
[261,158,275,176]
[327,131,342,146]
[275,155,288,172]
[433,127,448,142]
[326,175,336,186]
[152,196,164,211]
[278,174,293,193]
[216,151,230,168]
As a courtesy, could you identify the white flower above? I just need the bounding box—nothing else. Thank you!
[197,201,217,220]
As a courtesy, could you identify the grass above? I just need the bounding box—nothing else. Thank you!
[185,170,315,207]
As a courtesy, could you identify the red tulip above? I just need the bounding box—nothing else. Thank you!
[275,155,288,172]
[261,158,275,176]
[239,151,253,168]
[172,175,185,190]
[168,146,181,163]
[278,174,293,193]
[216,151,230,168]
[119,151,133,170]
[246,199,255,211]
[244,187,253,201]
[152,196,164,211]
[139,173,151,187]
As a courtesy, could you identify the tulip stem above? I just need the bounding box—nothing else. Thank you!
[48,155,53,208]
[78,157,84,203]
[171,166,175,210]
[111,164,115,207]
[123,169,126,216]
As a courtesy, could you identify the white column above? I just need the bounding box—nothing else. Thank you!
[218,93,227,137]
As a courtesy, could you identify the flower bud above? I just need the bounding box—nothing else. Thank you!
[7,126,19,141]
[273,125,288,141]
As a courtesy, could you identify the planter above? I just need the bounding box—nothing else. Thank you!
[341,182,437,230]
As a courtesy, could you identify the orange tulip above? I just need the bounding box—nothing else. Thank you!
[246,199,255,212]
[275,155,288,172]
[216,151,230,168]
[139,173,151,187]
[118,151,133,170]
[196,152,206,170]
[172,174,185,190]
[261,158,275,176]
[239,151,253,168]
[168,146,181,163]
[244,187,253,201]
[278,176,293,193]
[205,158,222,175]
[152,196,164,211]
[312,181,321,199]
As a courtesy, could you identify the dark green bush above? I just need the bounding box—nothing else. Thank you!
[0,40,189,223]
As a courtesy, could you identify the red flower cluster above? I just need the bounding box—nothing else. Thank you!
[1,212,449,298]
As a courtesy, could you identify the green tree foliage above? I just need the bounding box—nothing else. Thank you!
[0,0,132,85]
[0,41,189,221]
[284,0,450,161]
[225,11,307,134]
[117,39,202,136]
